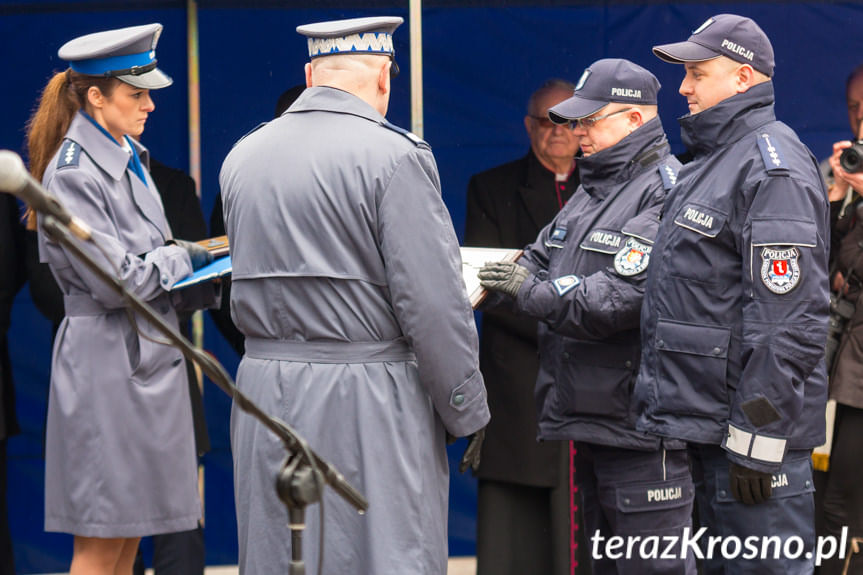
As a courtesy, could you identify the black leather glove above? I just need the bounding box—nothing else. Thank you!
[459,428,485,475]
[172,239,213,271]
[478,262,530,298]
[729,462,773,505]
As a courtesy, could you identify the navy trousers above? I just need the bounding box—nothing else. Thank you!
[576,443,696,574]
[689,443,816,574]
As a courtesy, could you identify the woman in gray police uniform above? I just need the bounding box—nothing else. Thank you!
[26,24,216,574]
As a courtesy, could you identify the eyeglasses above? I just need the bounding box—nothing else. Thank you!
[528,115,559,129]
[571,108,633,129]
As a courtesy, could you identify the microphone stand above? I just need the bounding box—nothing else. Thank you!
[40,215,367,575]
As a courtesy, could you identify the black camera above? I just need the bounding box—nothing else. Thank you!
[825,293,855,371]
[840,140,863,173]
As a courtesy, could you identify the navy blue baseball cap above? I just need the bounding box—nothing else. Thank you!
[58,23,172,90]
[548,59,660,124]
[653,14,774,77]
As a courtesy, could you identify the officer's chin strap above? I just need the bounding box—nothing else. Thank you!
[39,214,368,575]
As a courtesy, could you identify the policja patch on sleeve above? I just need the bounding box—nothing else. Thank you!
[759,246,801,294]
[614,237,652,276]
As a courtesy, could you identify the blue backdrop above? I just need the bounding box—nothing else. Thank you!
[2,1,862,571]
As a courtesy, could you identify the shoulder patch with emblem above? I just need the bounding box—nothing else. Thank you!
[658,162,678,190]
[760,246,801,294]
[614,237,652,276]
[757,132,789,175]
[382,120,426,146]
[56,139,81,170]
[552,275,581,296]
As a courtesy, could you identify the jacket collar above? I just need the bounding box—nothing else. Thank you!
[578,116,670,200]
[679,81,776,157]
[288,86,385,125]
[66,111,165,239]
[66,111,144,181]
[525,147,576,185]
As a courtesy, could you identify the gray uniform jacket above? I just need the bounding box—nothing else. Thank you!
[634,83,830,473]
[221,86,489,574]
[511,117,680,450]
[38,111,215,537]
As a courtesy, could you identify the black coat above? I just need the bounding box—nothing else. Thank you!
[465,148,577,486]
[0,195,24,441]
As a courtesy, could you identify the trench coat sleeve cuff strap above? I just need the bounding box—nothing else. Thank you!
[722,422,787,473]
[444,369,490,437]
[150,244,194,291]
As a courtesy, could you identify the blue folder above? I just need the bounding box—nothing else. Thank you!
[171,255,232,290]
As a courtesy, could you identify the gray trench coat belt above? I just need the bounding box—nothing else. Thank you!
[244,337,417,364]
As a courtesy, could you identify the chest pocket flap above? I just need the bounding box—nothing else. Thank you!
[751,217,817,248]
[621,209,661,244]
[673,203,727,238]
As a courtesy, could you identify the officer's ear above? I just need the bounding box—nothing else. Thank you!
[627,107,645,129]
[734,63,757,93]
[87,86,105,109]
[304,63,313,88]
[378,60,391,95]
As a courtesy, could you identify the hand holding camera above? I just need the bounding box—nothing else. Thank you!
[829,124,863,198]
[840,140,863,174]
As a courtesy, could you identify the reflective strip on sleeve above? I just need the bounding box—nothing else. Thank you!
[725,423,753,458]
[750,434,787,463]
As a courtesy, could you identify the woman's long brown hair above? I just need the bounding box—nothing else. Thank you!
[23,69,117,229]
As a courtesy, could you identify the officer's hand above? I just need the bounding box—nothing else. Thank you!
[728,462,773,505]
[459,428,486,475]
[172,239,213,271]
[478,262,530,298]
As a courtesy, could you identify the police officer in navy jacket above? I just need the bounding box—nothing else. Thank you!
[480,59,695,574]
[635,14,829,574]
[465,78,580,575]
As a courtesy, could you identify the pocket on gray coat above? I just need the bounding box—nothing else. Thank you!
[120,313,141,374]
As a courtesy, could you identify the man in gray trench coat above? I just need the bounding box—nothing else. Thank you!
[220,16,490,575]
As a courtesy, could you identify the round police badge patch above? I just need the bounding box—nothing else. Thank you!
[760,246,801,294]
[614,238,652,276]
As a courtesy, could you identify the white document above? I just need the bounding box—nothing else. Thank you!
[460,247,523,309]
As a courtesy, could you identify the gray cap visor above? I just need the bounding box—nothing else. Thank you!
[117,66,173,90]
[652,40,721,64]
[547,96,607,124]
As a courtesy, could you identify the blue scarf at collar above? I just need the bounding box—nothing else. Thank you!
[80,111,148,187]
